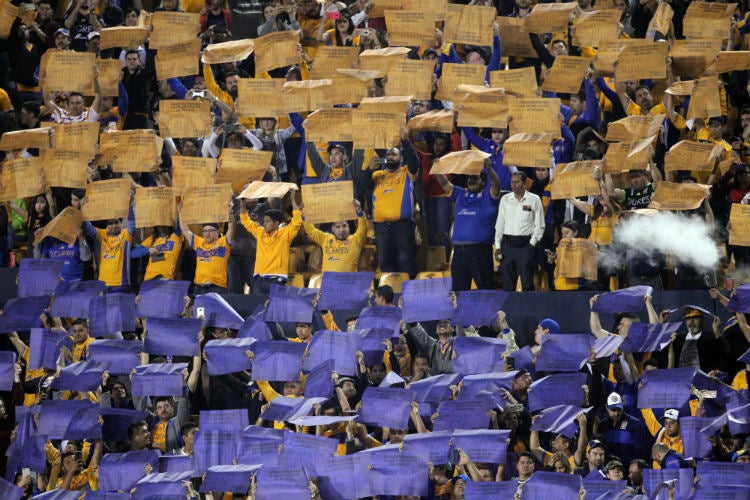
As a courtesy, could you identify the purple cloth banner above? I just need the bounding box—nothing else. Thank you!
[727,283,750,313]
[619,322,681,353]
[581,479,627,499]
[317,272,374,310]
[452,290,509,326]
[305,330,360,376]
[451,429,511,464]
[204,338,255,376]
[642,468,694,499]
[0,351,15,391]
[101,407,149,442]
[358,386,416,430]
[89,293,136,337]
[696,461,750,486]
[192,429,242,475]
[356,306,402,338]
[278,430,337,476]
[144,317,202,357]
[401,278,454,323]
[262,396,327,422]
[89,339,142,375]
[303,359,335,399]
[50,280,105,318]
[465,481,520,499]
[237,438,283,468]
[194,293,244,329]
[82,492,131,500]
[523,470,582,499]
[29,328,72,370]
[636,367,697,409]
[132,471,193,499]
[130,362,188,398]
[157,455,193,474]
[250,341,306,381]
[452,336,507,374]
[256,466,310,500]
[409,373,463,403]
[402,430,452,464]
[199,409,249,432]
[238,305,273,341]
[433,398,494,432]
[510,345,536,378]
[136,280,190,319]
[531,405,591,438]
[362,447,429,497]
[0,296,49,333]
[459,372,517,401]
[739,348,750,364]
[36,400,101,440]
[51,359,105,392]
[528,373,587,412]
[692,485,750,500]
[199,464,261,494]
[680,417,714,459]
[263,285,317,323]
[29,491,81,499]
[355,327,394,366]
[727,403,750,436]
[536,334,592,372]
[17,259,64,297]
[591,286,652,313]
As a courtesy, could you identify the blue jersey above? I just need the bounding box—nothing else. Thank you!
[450,184,500,244]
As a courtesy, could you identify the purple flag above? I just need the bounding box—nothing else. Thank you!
[451,429,511,464]
[192,428,242,474]
[536,334,593,373]
[591,335,623,361]
[261,396,327,422]
[317,454,367,500]
[433,398,494,432]
[28,492,81,499]
[305,330,360,376]
[452,290,509,326]
[144,317,202,357]
[409,372,463,403]
[465,481,520,499]
[619,322,681,353]
[37,400,101,440]
[256,466,310,500]
[250,341,306,381]
[51,359,105,392]
[204,338,255,376]
[100,407,149,442]
[665,305,714,323]
[637,367,697,409]
[278,431,338,476]
[361,447,429,497]
[89,339,142,375]
[727,283,750,313]
[28,328,71,370]
[200,464,260,494]
[727,403,750,436]
[194,293,244,329]
[0,351,15,391]
[0,296,49,333]
[680,417,714,459]
[402,278,454,323]
[355,327,394,366]
[523,470,582,499]
[591,286,653,313]
[83,492,130,500]
[88,293,136,337]
[17,259,64,297]
[136,280,190,319]
[692,485,750,500]
[581,479,627,499]
[643,468,694,499]
[157,455,193,474]
[696,460,750,486]
[452,336,507,374]
[0,476,23,500]
[739,348,750,364]
[238,305,273,341]
[303,359,335,399]
[199,409,249,432]
[528,373,587,412]
[356,306,402,337]
[236,437,283,467]
[402,430,452,464]
[531,405,591,438]
[130,362,188,398]
[132,471,193,499]
[50,280,105,318]
[358,386,416,430]
[459,372,517,401]
[317,272,374,310]
[263,285,317,323]
[288,414,356,426]
[510,345,536,378]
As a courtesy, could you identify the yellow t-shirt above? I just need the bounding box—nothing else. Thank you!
[142,233,183,281]
[152,421,168,453]
[240,210,302,276]
[191,235,231,288]
[96,228,133,287]
[72,337,95,362]
[371,167,418,222]
[302,215,367,273]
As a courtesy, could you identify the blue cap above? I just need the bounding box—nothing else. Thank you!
[540,318,560,334]
[55,28,70,38]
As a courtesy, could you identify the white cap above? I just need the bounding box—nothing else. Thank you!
[664,409,679,421]
[607,392,624,409]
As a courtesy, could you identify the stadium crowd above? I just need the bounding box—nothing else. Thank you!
[0,0,748,498]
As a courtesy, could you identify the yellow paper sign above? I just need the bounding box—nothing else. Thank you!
[540,56,592,94]
[82,178,132,221]
[686,77,721,122]
[201,39,255,64]
[0,0,19,39]
[615,42,668,82]
[97,57,122,97]
[329,73,370,105]
[671,39,723,77]
[41,149,90,189]
[574,9,621,47]
[648,182,710,211]
[52,121,100,154]
[443,4,495,46]
[309,46,359,80]
[436,63,485,101]
[171,156,217,195]
[524,2,578,34]
[34,207,83,246]
[496,16,536,58]
[358,47,411,76]
[555,238,598,280]
[135,187,176,228]
[593,39,642,77]
[456,87,510,129]
[508,98,562,138]
[351,109,405,150]
[99,130,163,172]
[664,140,724,172]
[150,11,199,49]
[181,184,232,224]
[550,161,602,199]
[729,203,750,246]
[155,39,202,80]
[385,59,435,100]
[281,79,334,112]
[301,181,356,224]
[367,0,403,18]
[709,51,750,74]
[490,66,539,97]
[254,30,300,74]
[602,136,654,173]
[359,95,413,116]
[430,149,490,176]
[0,127,52,151]
[303,108,354,142]
[159,100,212,138]
[645,2,673,40]
[99,26,150,50]
[216,149,272,185]
[605,114,664,142]
[407,109,454,133]
[237,181,298,200]
[503,133,554,168]
[43,52,96,93]
[0,157,44,201]
[236,78,287,117]
[385,10,436,46]
[683,2,736,39]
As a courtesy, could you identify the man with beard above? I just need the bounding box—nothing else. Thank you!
[306,142,365,185]
[131,225,183,281]
[593,392,651,466]
[302,200,367,273]
[574,439,607,478]
[121,50,152,130]
[203,68,240,110]
[640,408,683,461]
[669,307,730,373]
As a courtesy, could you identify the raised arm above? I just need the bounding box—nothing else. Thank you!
[588,295,607,338]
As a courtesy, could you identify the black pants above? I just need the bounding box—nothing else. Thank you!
[451,243,494,291]
[375,220,417,278]
[501,238,535,291]
[193,284,227,295]
[252,275,288,295]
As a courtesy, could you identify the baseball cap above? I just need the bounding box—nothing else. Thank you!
[87,31,100,41]
[540,318,560,334]
[55,28,70,38]
[586,439,606,453]
[664,409,679,421]
[683,307,704,319]
[605,460,624,472]
[707,116,726,126]
[606,392,624,410]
